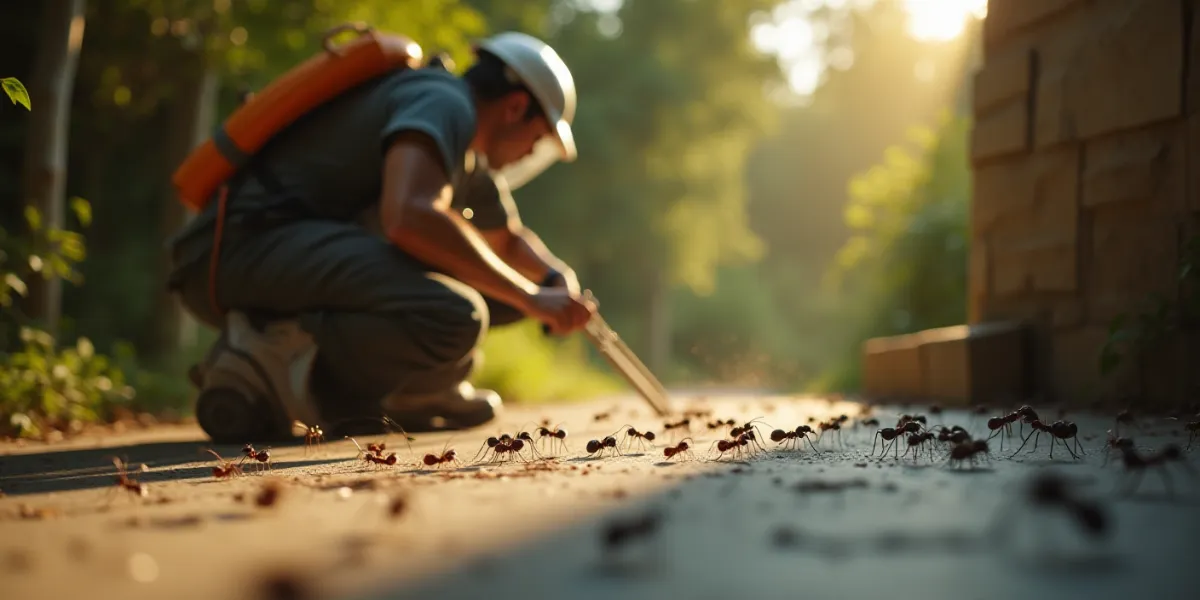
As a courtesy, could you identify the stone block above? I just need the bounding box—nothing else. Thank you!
[971,101,1029,163]
[1051,326,1140,405]
[917,322,1030,406]
[862,334,924,399]
[979,147,1080,295]
[984,0,1084,48]
[1086,205,1182,325]
[973,47,1032,115]
[981,292,1084,331]
[974,146,1079,235]
[1036,0,1183,147]
[1082,121,1187,216]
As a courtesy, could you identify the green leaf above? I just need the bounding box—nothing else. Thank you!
[4,273,27,297]
[23,206,41,231]
[2,77,31,110]
[1107,313,1128,335]
[69,197,92,228]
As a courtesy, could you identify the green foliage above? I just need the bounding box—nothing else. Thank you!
[470,320,620,404]
[1098,235,1200,377]
[815,112,972,391]
[2,77,30,110]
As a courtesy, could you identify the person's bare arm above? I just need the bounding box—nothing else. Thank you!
[379,132,538,310]
[481,226,578,291]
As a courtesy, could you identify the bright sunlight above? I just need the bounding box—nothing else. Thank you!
[902,0,989,42]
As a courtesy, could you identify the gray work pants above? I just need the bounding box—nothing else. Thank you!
[170,218,525,422]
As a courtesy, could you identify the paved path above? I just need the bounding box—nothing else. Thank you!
[0,394,1195,600]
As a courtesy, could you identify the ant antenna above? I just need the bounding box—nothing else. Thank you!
[204,448,225,462]
[345,436,367,458]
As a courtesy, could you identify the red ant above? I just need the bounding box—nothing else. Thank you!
[585,431,622,458]
[1117,444,1197,495]
[110,457,149,502]
[295,421,324,455]
[946,440,990,469]
[618,425,657,452]
[535,422,569,455]
[709,432,756,461]
[422,438,462,469]
[729,418,769,452]
[347,437,398,467]
[472,432,529,464]
[240,443,272,471]
[663,438,697,461]
[769,426,820,454]
[205,449,244,478]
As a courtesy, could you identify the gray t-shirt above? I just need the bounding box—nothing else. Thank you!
[169,66,518,271]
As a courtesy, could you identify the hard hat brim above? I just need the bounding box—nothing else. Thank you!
[553,119,577,163]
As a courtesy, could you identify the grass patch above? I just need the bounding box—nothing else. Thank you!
[470,320,622,405]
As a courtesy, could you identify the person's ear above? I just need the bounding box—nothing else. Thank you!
[502,91,531,124]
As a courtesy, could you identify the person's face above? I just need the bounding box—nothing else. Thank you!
[486,91,552,169]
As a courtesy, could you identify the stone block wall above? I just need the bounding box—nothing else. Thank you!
[970,0,1200,406]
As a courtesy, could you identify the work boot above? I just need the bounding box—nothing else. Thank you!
[382,381,502,433]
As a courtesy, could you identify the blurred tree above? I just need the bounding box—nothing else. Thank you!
[20,0,87,338]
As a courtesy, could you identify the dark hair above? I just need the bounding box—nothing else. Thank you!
[463,49,545,122]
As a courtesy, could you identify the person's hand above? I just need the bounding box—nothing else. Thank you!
[524,287,596,335]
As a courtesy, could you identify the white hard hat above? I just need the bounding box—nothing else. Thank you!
[476,31,577,163]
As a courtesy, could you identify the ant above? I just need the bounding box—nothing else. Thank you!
[472,433,528,464]
[347,437,398,467]
[240,443,272,471]
[1025,471,1109,539]
[618,425,657,452]
[422,438,462,470]
[1011,420,1082,460]
[1114,409,1139,438]
[816,420,843,447]
[663,438,697,461]
[707,418,736,430]
[663,418,691,434]
[709,430,757,461]
[110,457,149,502]
[602,509,664,554]
[933,425,972,446]
[1100,430,1134,467]
[729,418,769,452]
[902,431,937,463]
[593,411,612,422]
[929,405,943,415]
[1184,421,1199,451]
[769,426,820,454]
[205,449,244,478]
[585,431,622,459]
[295,421,325,455]
[1117,444,1196,495]
[872,421,922,459]
[535,422,570,456]
[946,440,990,469]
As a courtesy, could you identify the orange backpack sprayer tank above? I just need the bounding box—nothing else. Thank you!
[171,23,424,212]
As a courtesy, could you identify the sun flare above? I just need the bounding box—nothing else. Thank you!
[903,0,988,42]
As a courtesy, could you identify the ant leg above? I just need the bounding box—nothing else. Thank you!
[871,432,881,456]
[470,440,493,464]
[805,436,821,455]
[1073,436,1086,457]
[1062,438,1079,460]
[1010,429,1038,458]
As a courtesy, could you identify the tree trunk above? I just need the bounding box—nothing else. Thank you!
[21,0,87,337]
[150,53,219,356]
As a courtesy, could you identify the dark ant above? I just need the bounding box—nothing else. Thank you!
[1114,409,1139,437]
[593,411,612,422]
[769,426,820,454]
[663,438,697,461]
[1117,444,1196,495]
[934,425,972,446]
[585,430,623,458]
[205,449,244,478]
[709,432,755,461]
[471,432,528,464]
[929,405,943,415]
[618,425,657,451]
[729,418,769,452]
[1026,471,1109,539]
[422,438,462,469]
[707,418,736,430]
[602,509,664,554]
[240,443,272,471]
[1011,420,1082,460]
[872,421,922,459]
[815,419,843,447]
[1184,421,1198,451]
[1101,430,1134,467]
[859,417,880,428]
[111,457,149,501]
[896,414,927,429]
[535,422,570,455]
[946,440,990,469]
[663,418,691,434]
[902,431,937,463]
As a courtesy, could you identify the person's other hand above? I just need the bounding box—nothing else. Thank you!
[525,287,595,335]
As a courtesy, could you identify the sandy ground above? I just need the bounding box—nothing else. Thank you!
[0,392,1196,600]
